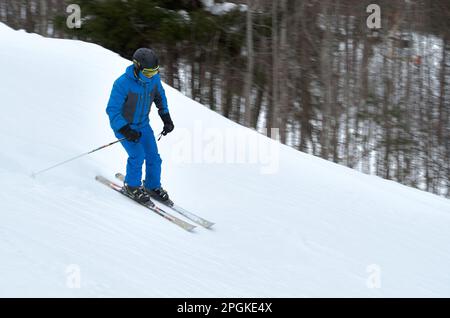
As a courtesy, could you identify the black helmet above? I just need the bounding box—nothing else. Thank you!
[132,48,159,71]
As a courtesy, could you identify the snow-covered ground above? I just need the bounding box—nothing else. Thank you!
[0,22,449,297]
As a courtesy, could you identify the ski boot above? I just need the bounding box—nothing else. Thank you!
[123,184,152,204]
[145,187,172,204]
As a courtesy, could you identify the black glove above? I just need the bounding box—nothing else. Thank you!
[118,124,141,142]
[160,113,174,136]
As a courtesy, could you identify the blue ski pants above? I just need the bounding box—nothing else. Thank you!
[115,124,162,189]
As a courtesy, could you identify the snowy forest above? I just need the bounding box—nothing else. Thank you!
[1,0,449,197]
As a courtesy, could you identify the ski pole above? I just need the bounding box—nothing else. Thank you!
[32,137,126,178]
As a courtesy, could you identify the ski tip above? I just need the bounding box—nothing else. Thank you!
[181,223,196,232]
[204,222,215,229]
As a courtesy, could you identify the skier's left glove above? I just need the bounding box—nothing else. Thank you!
[160,113,174,136]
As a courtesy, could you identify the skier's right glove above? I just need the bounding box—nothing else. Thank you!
[118,124,141,142]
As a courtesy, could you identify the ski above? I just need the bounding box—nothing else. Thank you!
[115,173,215,229]
[95,175,196,232]
[168,203,215,229]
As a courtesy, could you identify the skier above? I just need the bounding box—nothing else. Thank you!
[106,48,174,204]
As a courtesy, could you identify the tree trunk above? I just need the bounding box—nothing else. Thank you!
[278,0,288,143]
[251,85,264,129]
[243,0,254,127]
[269,1,279,138]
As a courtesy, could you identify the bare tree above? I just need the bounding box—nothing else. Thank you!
[243,0,254,127]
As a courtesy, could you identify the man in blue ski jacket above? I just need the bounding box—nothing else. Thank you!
[106,48,174,204]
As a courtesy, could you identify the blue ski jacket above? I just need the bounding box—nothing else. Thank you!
[106,65,169,132]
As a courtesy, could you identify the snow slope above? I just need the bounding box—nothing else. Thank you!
[0,23,449,297]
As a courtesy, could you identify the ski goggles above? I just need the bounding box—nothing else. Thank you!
[141,65,160,78]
